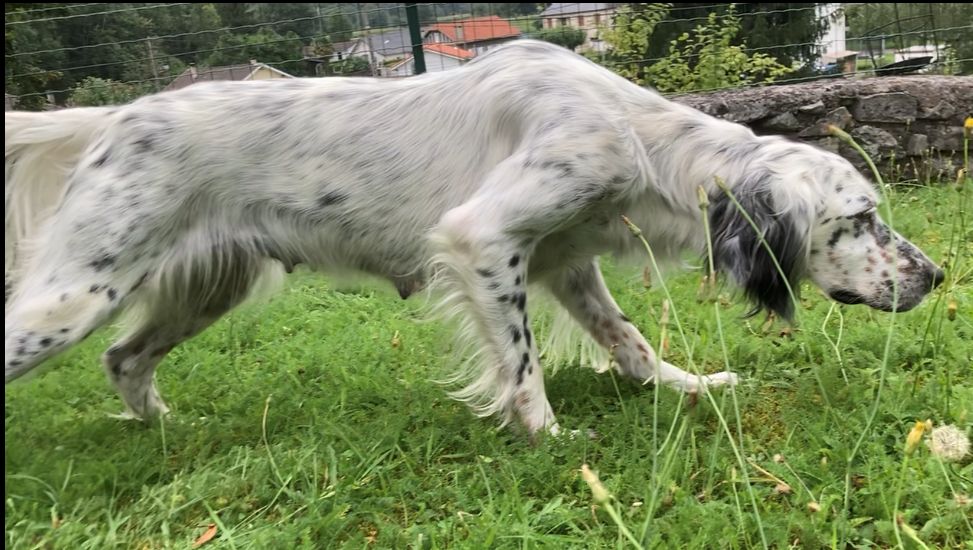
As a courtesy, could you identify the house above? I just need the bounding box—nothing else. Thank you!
[815,4,848,59]
[386,43,475,77]
[539,3,618,52]
[302,28,415,76]
[164,60,294,91]
[423,16,521,56]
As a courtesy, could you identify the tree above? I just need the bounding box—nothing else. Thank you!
[68,76,148,106]
[536,27,587,51]
[329,14,353,43]
[205,28,303,68]
[5,3,67,109]
[646,6,794,92]
[602,4,671,85]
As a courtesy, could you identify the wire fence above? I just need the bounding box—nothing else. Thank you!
[5,3,972,109]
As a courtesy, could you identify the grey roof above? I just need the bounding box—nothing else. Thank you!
[364,28,413,57]
[540,3,619,17]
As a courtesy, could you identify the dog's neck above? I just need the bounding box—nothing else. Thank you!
[628,96,778,210]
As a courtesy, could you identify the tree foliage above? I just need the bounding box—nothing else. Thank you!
[604,3,795,91]
[68,76,148,107]
[535,26,587,52]
[646,6,795,92]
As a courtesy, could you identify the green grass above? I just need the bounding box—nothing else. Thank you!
[5,182,972,549]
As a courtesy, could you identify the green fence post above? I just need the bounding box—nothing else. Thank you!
[405,3,426,75]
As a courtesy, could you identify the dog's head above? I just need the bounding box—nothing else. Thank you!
[709,153,943,320]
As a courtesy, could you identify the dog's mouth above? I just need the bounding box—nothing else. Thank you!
[829,289,866,306]
[828,289,919,313]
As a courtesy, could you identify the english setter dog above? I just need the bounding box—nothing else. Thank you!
[5,40,943,437]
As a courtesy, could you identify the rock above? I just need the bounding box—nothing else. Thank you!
[761,112,802,132]
[850,126,898,159]
[906,134,929,157]
[852,92,918,122]
[798,100,826,114]
[919,100,957,121]
[799,107,854,138]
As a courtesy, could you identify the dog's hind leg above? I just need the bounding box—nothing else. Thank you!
[101,247,271,420]
[544,259,738,393]
[4,250,155,383]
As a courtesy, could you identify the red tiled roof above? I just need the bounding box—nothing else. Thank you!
[424,43,474,60]
[425,16,520,43]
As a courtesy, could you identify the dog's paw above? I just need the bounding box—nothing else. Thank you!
[671,370,740,394]
[107,410,143,421]
[546,423,599,441]
[701,371,739,389]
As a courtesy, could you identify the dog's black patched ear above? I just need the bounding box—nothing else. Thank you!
[708,177,806,321]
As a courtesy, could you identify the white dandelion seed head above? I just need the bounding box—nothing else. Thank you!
[926,425,970,463]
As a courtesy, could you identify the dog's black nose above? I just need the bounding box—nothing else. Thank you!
[932,268,945,289]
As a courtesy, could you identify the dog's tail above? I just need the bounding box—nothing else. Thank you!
[5,107,114,300]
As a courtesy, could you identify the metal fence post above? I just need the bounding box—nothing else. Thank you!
[405,3,426,75]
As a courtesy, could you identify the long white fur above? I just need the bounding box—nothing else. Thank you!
[4,40,941,435]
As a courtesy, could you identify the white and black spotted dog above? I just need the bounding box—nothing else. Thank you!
[5,40,943,437]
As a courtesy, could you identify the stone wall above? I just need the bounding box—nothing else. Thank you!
[671,76,972,183]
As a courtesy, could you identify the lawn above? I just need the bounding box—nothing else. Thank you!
[5,182,971,549]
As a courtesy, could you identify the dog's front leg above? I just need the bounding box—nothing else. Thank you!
[433,217,557,436]
[545,259,738,393]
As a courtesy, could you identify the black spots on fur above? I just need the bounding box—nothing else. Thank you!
[875,224,892,247]
[60,293,69,302]
[9,359,22,368]
[836,184,844,193]
[91,150,111,169]
[541,160,575,178]
[476,268,495,278]
[516,352,530,385]
[509,255,520,268]
[318,192,348,208]
[107,288,118,301]
[820,217,832,225]
[89,284,102,293]
[89,255,117,272]
[130,272,149,292]
[133,137,154,154]
[60,328,70,334]
[487,281,500,290]
[110,362,122,377]
[524,327,532,348]
[497,294,508,304]
[827,228,847,248]
[515,292,527,312]
[514,275,521,286]
[511,326,522,344]
[39,337,52,347]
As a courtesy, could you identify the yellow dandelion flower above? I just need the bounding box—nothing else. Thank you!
[965,117,973,139]
[905,419,932,455]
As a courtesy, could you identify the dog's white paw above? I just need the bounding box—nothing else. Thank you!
[547,423,599,440]
[670,370,740,394]
[701,371,739,388]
